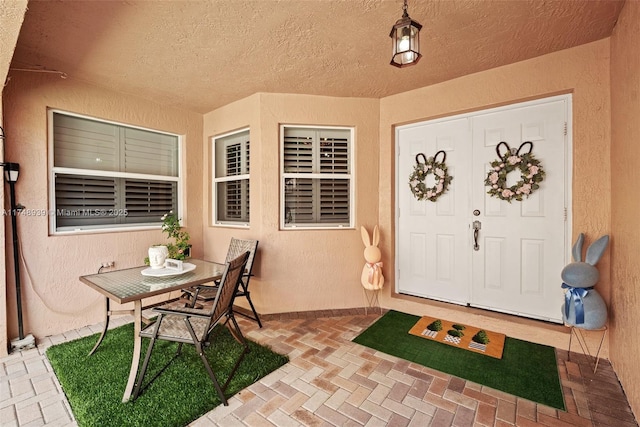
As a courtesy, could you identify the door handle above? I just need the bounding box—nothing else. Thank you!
[472,220,481,251]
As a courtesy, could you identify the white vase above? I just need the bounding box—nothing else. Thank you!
[148,245,169,269]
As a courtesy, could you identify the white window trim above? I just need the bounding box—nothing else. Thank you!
[47,109,184,235]
[280,124,355,230]
[211,127,250,228]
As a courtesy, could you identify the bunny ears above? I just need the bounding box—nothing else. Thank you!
[572,233,610,265]
[361,225,380,247]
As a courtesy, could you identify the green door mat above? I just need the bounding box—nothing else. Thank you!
[353,310,565,410]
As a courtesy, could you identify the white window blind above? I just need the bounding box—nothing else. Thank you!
[213,129,250,225]
[51,112,180,232]
[282,127,352,228]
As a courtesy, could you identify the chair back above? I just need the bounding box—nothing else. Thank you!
[209,251,250,328]
[225,238,259,286]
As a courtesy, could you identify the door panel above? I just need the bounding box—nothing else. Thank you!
[521,239,544,295]
[397,117,471,304]
[470,98,567,321]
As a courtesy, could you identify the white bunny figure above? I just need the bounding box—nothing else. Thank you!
[361,226,384,290]
[561,233,609,330]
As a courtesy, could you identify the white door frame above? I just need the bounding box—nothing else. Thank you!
[394,94,573,322]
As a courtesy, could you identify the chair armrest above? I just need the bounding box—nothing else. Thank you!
[195,283,219,290]
[153,306,211,318]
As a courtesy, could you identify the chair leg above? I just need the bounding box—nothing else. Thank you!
[219,314,250,392]
[235,292,262,328]
[246,293,262,328]
[224,313,250,349]
[133,316,181,400]
[196,341,229,406]
[202,314,249,399]
[132,334,159,400]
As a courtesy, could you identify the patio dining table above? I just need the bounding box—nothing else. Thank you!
[79,258,226,402]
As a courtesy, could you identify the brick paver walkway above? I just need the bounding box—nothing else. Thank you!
[1,309,637,426]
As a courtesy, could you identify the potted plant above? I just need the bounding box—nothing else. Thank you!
[145,211,191,265]
[160,211,191,260]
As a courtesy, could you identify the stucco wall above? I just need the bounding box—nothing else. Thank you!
[202,93,380,314]
[610,0,640,419]
[0,0,28,356]
[378,40,612,352]
[0,103,6,357]
[1,73,203,344]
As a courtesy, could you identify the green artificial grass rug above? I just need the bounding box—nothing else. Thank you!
[46,323,288,427]
[353,310,565,410]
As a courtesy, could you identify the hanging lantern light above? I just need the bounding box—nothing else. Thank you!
[390,0,422,68]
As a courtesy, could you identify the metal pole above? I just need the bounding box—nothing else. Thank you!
[8,180,24,340]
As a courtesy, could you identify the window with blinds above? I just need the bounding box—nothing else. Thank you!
[50,111,180,232]
[281,126,353,228]
[212,129,250,226]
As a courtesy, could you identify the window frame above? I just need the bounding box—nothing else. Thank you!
[48,109,184,235]
[211,128,250,228]
[280,124,354,230]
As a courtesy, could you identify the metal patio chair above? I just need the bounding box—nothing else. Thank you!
[132,251,250,405]
[183,238,262,327]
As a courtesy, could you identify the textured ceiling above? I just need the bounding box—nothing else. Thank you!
[10,0,625,114]
[0,0,27,89]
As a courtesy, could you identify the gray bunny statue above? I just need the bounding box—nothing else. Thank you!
[561,233,609,330]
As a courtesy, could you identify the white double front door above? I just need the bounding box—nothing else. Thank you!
[396,95,571,322]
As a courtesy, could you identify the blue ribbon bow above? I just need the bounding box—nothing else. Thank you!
[561,283,592,325]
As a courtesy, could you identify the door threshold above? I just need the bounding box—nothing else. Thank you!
[394,291,568,333]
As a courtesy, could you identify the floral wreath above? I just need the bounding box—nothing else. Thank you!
[409,150,453,202]
[485,141,545,202]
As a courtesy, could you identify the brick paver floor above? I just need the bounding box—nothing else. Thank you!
[1,309,637,426]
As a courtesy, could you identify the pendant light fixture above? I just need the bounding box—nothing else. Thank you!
[390,0,422,67]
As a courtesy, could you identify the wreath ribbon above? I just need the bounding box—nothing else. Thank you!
[496,141,511,157]
[415,150,446,166]
[516,141,533,156]
[561,283,593,324]
[366,261,383,284]
[495,141,533,158]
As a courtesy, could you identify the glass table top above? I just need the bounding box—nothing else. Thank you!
[79,259,226,304]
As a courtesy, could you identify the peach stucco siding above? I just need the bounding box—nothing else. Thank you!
[1,73,203,350]
[202,93,381,315]
[610,0,640,418]
[0,0,28,357]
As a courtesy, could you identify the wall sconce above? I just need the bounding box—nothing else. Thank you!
[4,162,19,183]
[390,0,422,68]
